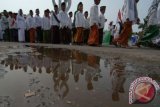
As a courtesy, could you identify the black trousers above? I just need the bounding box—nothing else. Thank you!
[60,27,70,44]
[99,28,104,45]
[36,27,42,43]
[9,29,18,42]
[83,29,90,44]
[51,25,60,44]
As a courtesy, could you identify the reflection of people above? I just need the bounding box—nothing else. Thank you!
[134,83,155,103]
[110,57,126,101]
[85,54,100,90]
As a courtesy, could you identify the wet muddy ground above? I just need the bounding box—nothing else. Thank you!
[0,43,160,107]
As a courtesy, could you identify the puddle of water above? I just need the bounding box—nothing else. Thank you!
[0,46,159,107]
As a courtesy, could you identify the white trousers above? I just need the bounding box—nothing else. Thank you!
[18,29,25,42]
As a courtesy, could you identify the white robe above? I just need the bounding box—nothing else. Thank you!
[122,0,138,23]
[18,29,25,42]
[16,14,26,42]
[90,4,99,26]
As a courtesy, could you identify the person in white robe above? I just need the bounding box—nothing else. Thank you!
[16,9,26,42]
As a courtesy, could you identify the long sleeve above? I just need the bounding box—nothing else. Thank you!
[50,13,59,26]
[99,14,106,29]
[26,16,36,29]
[58,11,70,28]
[42,17,50,30]
[16,15,26,29]
[75,11,85,28]
[35,15,42,27]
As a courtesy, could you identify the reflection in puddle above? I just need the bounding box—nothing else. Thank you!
[0,46,159,107]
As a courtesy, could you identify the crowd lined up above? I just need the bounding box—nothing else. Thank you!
[0,0,140,47]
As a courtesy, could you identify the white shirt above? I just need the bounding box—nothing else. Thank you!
[99,13,106,28]
[34,15,42,27]
[75,11,85,28]
[8,16,17,29]
[90,4,99,26]
[1,15,9,30]
[42,16,50,30]
[26,15,36,29]
[16,15,26,29]
[58,10,70,28]
[68,18,72,29]
[84,17,90,29]
[50,12,59,26]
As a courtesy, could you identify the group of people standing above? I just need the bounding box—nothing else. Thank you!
[0,0,139,48]
[0,0,106,46]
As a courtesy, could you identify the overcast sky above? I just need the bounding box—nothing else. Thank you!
[0,0,153,31]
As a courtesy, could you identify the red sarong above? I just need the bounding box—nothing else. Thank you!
[88,25,99,46]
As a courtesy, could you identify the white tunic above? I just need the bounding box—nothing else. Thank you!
[58,10,70,28]
[16,14,26,42]
[75,11,85,28]
[26,15,36,29]
[99,13,106,29]
[50,12,59,26]
[90,4,99,26]
[35,15,42,27]
[42,16,50,30]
